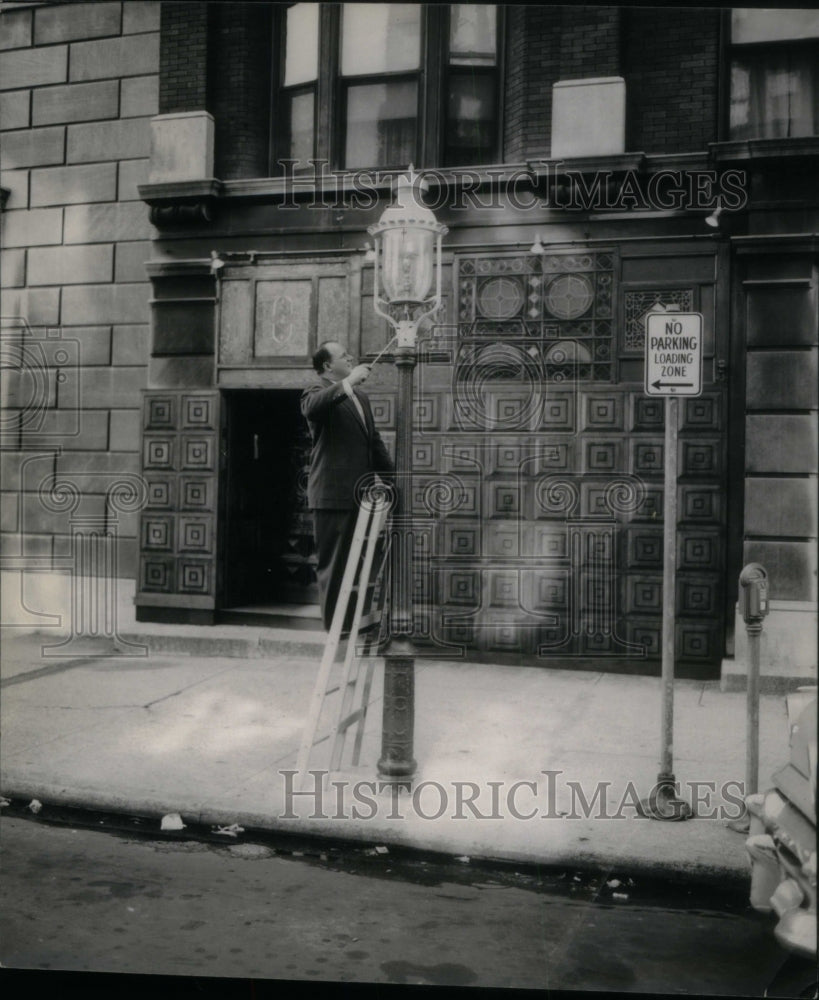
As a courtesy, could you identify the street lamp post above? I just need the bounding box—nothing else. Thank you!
[367,168,448,783]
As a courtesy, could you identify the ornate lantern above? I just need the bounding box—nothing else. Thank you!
[368,168,448,347]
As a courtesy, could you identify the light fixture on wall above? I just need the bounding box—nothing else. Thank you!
[210,250,225,274]
[362,241,376,263]
[530,231,545,254]
[704,203,723,228]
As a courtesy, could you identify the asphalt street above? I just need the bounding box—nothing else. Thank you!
[0,812,798,994]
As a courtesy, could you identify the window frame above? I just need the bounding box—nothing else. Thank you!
[271,3,321,174]
[440,4,503,168]
[271,3,505,175]
[728,36,819,142]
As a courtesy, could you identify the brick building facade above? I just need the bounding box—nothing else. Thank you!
[1,2,816,687]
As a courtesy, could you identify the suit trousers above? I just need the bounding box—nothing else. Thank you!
[313,508,359,632]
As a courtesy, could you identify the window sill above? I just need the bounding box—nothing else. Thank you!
[709,137,819,164]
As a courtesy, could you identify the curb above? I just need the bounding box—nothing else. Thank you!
[0,777,752,890]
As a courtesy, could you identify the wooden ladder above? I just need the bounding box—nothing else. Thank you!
[295,496,391,785]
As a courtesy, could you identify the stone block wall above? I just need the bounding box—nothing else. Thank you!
[722,250,819,689]
[0,1,159,585]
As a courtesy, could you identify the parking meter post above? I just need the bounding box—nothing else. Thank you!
[746,616,762,798]
[740,563,769,799]
[729,563,769,833]
[640,394,692,821]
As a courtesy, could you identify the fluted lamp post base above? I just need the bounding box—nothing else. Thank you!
[377,639,417,782]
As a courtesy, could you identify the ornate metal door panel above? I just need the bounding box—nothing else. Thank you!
[369,247,728,673]
[137,391,221,615]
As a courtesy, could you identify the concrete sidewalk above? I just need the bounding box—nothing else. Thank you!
[0,630,799,885]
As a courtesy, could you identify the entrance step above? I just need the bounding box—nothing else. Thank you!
[217,603,323,631]
[118,622,326,659]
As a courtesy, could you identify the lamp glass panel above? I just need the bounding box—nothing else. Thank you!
[341,3,421,75]
[344,80,417,168]
[284,3,319,86]
[380,227,435,303]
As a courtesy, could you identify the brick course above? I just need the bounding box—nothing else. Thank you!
[159,2,209,113]
[622,7,721,153]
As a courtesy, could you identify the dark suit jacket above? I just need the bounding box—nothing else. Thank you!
[301,375,394,510]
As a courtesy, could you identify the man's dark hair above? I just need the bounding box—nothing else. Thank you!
[312,341,338,375]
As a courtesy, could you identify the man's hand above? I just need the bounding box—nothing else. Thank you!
[347,363,371,387]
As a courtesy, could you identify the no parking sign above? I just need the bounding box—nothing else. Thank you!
[644,313,703,397]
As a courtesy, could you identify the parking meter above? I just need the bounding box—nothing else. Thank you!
[739,562,769,623]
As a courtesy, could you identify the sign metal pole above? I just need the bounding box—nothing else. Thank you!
[641,311,703,821]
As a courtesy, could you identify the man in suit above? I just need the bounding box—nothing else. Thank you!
[301,341,395,631]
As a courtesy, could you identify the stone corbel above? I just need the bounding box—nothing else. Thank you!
[140,112,222,228]
[140,180,223,227]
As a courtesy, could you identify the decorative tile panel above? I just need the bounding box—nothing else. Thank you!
[368,395,394,428]
[623,289,694,352]
[181,437,214,471]
[626,528,662,568]
[144,437,174,470]
[142,516,173,551]
[627,577,663,613]
[583,441,619,473]
[679,531,721,570]
[182,395,215,429]
[488,570,519,607]
[583,395,623,430]
[445,524,480,557]
[146,479,174,510]
[144,396,176,430]
[532,525,568,558]
[138,390,220,609]
[179,560,210,593]
[180,478,213,511]
[682,395,721,431]
[631,440,664,476]
[140,556,174,592]
[680,439,721,479]
[445,570,480,605]
[487,482,521,518]
[681,487,720,522]
[179,517,212,554]
[678,576,717,615]
[485,522,520,557]
[631,395,664,431]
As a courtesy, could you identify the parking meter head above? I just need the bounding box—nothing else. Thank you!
[739,563,769,622]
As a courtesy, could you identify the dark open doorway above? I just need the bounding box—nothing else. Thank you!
[219,390,320,627]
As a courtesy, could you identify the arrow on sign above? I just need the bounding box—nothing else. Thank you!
[651,380,693,390]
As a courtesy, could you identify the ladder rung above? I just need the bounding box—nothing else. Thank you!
[358,612,381,629]
[325,677,359,697]
[297,497,389,777]
[337,707,365,732]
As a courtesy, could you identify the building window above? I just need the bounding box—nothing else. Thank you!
[279,3,319,167]
[273,3,501,173]
[444,4,499,166]
[729,9,819,140]
[340,4,422,169]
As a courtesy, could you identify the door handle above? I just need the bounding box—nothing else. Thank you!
[253,433,259,461]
